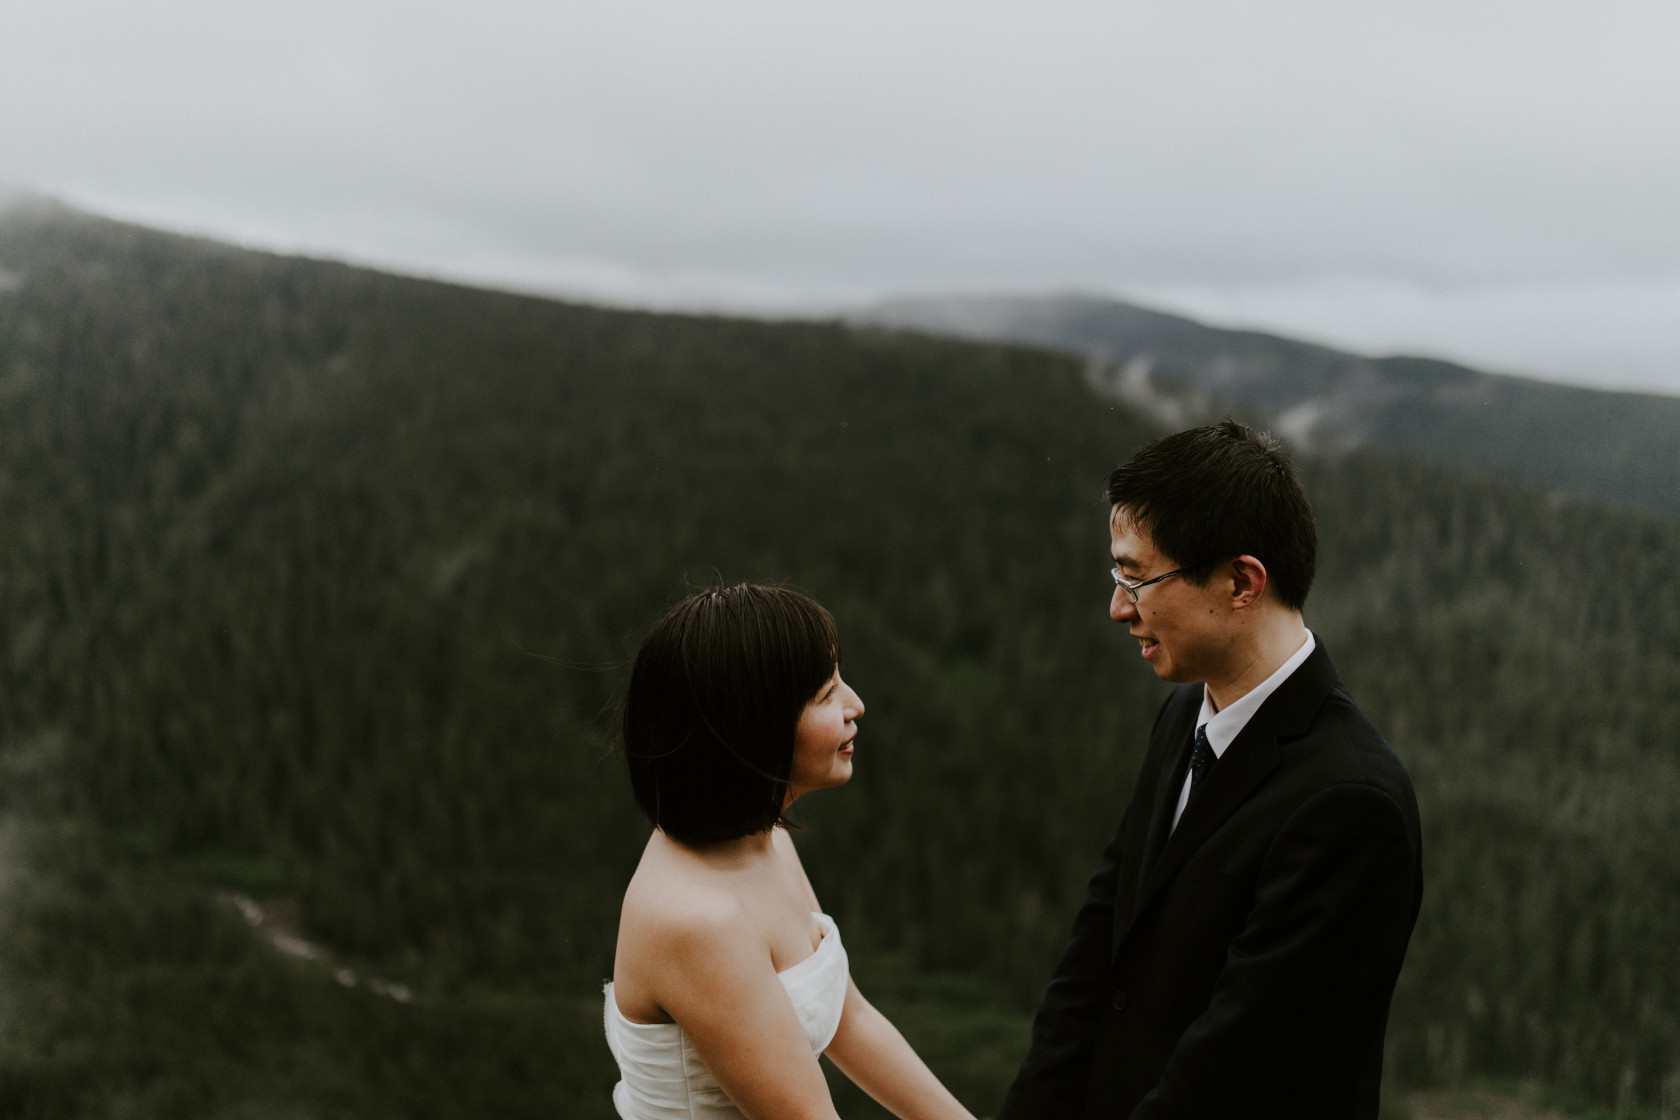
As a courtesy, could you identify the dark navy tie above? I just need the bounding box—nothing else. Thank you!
[1189,725,1216,795]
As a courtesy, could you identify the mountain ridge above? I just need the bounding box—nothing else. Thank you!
[860,293,1680,519]
[3,206,1678,1117]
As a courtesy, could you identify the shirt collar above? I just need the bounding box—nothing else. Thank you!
[1195,630,1316,759]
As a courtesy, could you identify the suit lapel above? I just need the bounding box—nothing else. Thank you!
[1131,728,1280,917]
[1138,696,1198,883]
[1123,640,1342,935]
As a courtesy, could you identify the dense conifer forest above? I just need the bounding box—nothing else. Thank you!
[1,205,1677,1117]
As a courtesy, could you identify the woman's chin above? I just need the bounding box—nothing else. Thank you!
[826,757,855,787]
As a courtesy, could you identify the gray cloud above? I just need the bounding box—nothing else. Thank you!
[3,1,1677,390]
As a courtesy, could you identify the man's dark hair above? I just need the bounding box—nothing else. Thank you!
[622,583,839,847]
[1106,419,1317,611]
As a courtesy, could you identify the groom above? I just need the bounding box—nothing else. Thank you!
[999,421,1422,1119]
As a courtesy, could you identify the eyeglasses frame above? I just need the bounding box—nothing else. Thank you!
[1110,566,1186,604]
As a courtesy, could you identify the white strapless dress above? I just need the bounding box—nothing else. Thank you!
[603,912,849,1120]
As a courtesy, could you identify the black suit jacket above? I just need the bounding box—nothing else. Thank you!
[998,641,1422,1120]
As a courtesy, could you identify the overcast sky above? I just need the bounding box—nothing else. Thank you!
[4,1,1678,393]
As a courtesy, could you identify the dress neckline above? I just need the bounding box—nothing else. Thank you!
[774,912,836,981]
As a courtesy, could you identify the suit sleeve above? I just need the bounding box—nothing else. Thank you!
[996,808,1128,1119]
[1131,781,1421,1120]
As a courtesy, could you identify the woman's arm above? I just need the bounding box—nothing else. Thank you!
[647,898,841,1120]
[772,830,973,1119]
[824,978,976,1120]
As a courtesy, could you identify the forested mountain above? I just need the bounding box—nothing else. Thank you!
[862,295,1680,521]
[1,202,1677,1118]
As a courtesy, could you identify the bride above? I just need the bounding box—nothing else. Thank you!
[605,584,976,1120]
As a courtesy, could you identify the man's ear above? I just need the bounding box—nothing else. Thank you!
[1229,555,1269,609]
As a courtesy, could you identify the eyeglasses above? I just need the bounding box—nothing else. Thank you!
[1111,566,1185,604]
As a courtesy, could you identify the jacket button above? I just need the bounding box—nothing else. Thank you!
[1110,990,1127,1011]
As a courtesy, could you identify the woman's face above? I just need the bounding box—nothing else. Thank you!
[786,668,864,803]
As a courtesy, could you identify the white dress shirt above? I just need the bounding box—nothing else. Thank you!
[1171,630,1317,831]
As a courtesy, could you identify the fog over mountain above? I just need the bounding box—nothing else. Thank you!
[3,2,1677,393]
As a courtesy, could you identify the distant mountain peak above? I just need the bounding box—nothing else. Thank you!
[858,292,1680,520]
[0,191,79,225]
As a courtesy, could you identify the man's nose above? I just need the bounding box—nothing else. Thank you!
[1110,587,1137,623]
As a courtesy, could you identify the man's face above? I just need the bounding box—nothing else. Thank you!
[1109,512,1231,685]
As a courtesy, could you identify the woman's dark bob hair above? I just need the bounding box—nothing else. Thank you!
[622,583,839,846]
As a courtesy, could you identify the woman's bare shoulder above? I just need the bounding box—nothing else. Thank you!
[614,840,765,1023]
[620,838,755,958]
